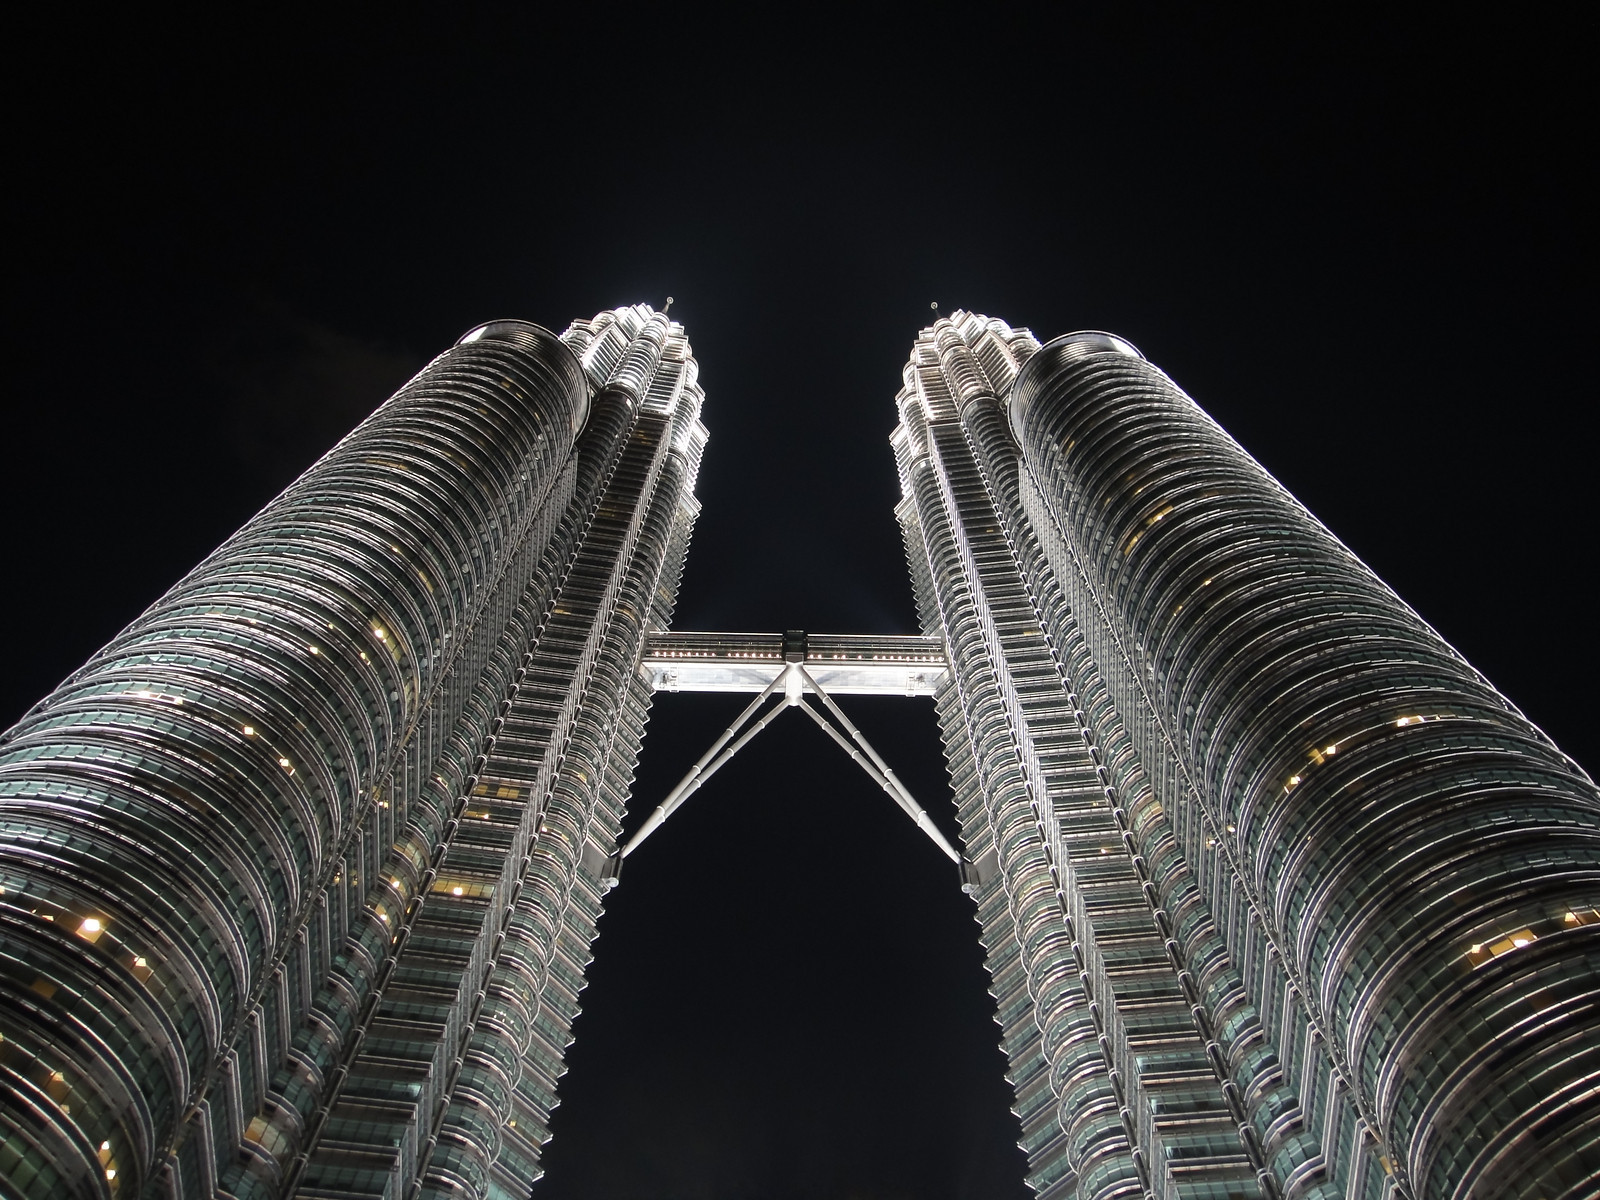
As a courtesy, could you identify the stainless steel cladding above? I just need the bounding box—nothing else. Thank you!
[0,306,707,1200]
[897,311,1600,1200]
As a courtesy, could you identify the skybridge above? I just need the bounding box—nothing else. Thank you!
[638,629,948,695]
[613,629,972,887]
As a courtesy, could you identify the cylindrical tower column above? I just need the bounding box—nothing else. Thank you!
[1010,334,1600,1199]
[0,322,589,1200]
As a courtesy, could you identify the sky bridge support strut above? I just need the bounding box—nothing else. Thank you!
[614,648,962,881]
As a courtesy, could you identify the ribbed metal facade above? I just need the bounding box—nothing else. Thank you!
[894,312,1600,1200]
[0,305,707,1200]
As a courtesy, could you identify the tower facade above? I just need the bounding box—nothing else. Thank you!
[0,306,706,1200]
[4,303,1598,1200]
[893,313,1600,1200]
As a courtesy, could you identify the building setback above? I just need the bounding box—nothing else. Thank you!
[0,306,706,1200]
[892,312,1600,1200]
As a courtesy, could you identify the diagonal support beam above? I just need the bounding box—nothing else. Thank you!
[620,665,793,859]
[792,696,960,862]
[616,656,961,880]
[797,666,961,863]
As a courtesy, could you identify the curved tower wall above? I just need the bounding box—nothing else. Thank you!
[896,312,1600,1200]
[896,315,1263,1200]
[1010,338,1600,1200]
[0,307,706,1200]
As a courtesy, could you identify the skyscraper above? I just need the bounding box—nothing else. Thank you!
[4,301,1597,1200]
[892,312,1600,1200]
[0,305,707,1200]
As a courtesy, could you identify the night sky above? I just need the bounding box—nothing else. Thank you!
[4,11,1593,1199]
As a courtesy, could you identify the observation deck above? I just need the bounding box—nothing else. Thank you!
[639,630,947,695]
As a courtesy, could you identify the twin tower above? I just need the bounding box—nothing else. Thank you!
[2,306,1597,1200]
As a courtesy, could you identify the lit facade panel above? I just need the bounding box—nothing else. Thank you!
[898,312,1600,1200]
[0,307,705,1200]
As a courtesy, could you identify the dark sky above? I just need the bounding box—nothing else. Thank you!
[3,10,1594,1199]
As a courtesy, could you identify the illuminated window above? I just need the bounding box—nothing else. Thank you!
[1467,928,1539,967]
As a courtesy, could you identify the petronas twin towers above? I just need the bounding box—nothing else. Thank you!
[3,305,1597,1200]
